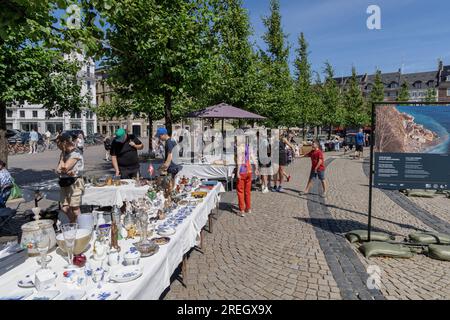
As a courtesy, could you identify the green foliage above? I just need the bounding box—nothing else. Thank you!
[197,0,262,115]
[370,69,385,104]
[103,0,217,133]
[0,0,104,163]
[397,81,410,102]
[424,88,437,103]
[321,61,345,129]
[258,0,294,128]
[293,32,314,128]
[344,67,369,126]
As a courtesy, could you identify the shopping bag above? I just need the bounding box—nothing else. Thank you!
[8,180,22,200]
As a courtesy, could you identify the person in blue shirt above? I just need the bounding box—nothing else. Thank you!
[355,128,365,159]
[29,128,39,154]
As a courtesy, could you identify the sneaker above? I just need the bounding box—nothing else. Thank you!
[246,210,252,214]
[277,186,284,192]
[270,187,278,192]
[262,187,269,194]
[238,211,246,217]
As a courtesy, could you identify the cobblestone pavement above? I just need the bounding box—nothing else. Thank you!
[165,157,341,300]
[165,152,450,300]
[325,155,450,300]
[4,147,450,300]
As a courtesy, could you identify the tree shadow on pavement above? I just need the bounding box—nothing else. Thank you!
[9,168,58,186]
[281,187,429,234]
[294,217,402,237]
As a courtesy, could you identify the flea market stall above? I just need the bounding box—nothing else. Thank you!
[0,176,224,300]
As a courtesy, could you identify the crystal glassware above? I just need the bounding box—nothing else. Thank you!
[61,223,78,269]
[36,228,50,270]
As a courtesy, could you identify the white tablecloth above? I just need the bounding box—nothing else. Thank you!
[178,164,235,181]
[0,183,225,300]
[22,180,150,207]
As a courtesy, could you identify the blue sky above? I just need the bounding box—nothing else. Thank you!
[243,0,450,77]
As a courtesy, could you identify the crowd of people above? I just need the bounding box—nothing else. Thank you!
[2,126,367,222]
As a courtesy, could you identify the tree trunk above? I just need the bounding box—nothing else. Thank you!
[302,123,306,140]
[164,91,173,136]
[0,100,8,167]
[148,115,153,154]
[328,124,332,140]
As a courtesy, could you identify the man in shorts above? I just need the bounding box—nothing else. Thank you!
[301,141,327,197]
[355,128,365,159]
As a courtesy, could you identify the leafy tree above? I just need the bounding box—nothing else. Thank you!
[321,61,344,138]
[397,81,410,102]
[103,0,217,135]
[424,88,437,103]
[96,92,164,152]
[0,0,102,164]
[202,0,262,113]
[259,0,294,127]
[293,32,314,138]
[344,67,369,127]
[370,69,385,104]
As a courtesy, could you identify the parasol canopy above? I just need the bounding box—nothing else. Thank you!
[185,103,266,120]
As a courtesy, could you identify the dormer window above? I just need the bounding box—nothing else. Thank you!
[427,80,435,88]
[413,81,422,89]
[446,75,450,82]
[389,82,399,89]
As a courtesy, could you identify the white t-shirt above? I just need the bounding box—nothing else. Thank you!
[60,150,84,178]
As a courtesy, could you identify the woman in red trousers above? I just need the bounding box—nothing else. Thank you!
[236,138,259,217]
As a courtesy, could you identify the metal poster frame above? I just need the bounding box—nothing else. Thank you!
[368,101,450,241]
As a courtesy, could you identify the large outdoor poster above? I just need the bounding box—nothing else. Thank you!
[374,105,450,190]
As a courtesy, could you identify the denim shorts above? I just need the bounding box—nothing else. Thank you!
[310,170,325,181]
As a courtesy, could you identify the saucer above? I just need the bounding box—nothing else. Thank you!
[109,266,142,283]
[17,271,57,288]
[87,284,121,300]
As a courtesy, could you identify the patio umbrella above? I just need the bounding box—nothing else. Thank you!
[186,102,266,132]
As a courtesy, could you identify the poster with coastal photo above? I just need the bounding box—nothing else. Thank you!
[375,105,450,154]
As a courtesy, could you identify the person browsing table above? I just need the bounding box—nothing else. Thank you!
[156,128,181,178]
[111,128,144,179]
[56,133,85,223]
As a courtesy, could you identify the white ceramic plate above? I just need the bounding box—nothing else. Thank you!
[27,290,60,300]
[157,227,176,237]
[86,284,121,300]
[0,289,33,300]
[55,290,86,300]
[109,266,142,283]
[17,271,57,288]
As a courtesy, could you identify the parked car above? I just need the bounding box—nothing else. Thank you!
[7,129,23,144]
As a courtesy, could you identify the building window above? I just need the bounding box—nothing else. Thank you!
[32,110,38,118]
[447,89,450,96]
[446,76,450,82]
[6,110,13,118]
[413,81,422,89]
[389,82,398,89]
[427,81,434,87]
[20,110,25,118]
